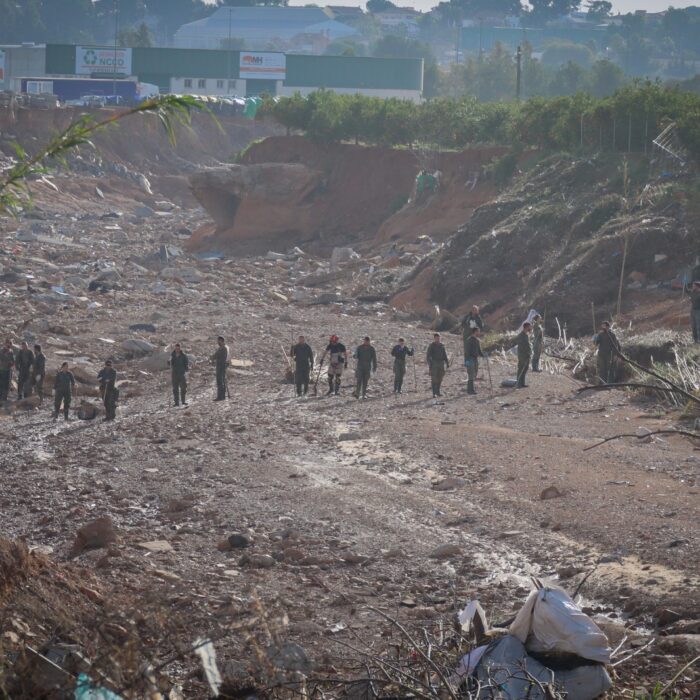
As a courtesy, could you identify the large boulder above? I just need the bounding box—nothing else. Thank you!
[189,163,321,235]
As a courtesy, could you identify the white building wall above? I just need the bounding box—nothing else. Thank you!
[277,85,422,102]
[0,45,46,90]
[170,77,246,96]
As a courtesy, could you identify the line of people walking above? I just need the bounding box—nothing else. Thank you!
[1,311,621,422]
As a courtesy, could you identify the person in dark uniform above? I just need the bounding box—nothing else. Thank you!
[211,336,229,401]
[33,344,46,402]
[290,335,314,397]
[53,362,75,421]
[15,341,34,399]
[594,321,621,385]
[516,322,532,388]
[427,333,449,398]
[0,339,15,402]
[464,326,483,395]
[353,337,377,399]
[391,338,413,394]
[169,343,189,406]
[98,360,118,421]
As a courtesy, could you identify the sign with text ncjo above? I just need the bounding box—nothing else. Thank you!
[239,52,286,80]
[75,47,133,76]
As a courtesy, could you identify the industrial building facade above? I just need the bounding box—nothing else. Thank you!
[42,45,424,101]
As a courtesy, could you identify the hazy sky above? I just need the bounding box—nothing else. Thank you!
[206,0,694,12]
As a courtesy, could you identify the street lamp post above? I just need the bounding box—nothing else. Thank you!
[113,0,119,99]
[227,7,233,94]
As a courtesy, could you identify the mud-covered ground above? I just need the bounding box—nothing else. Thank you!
[1,192,699,698]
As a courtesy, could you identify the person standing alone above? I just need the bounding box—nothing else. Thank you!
[212,336,229,401]
[53,362,75,421]
[98,360,118,421]
[169,343,189,406]
[290,335,314,397]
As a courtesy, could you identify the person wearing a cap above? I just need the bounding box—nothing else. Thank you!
[353,336,377,399]
[319,335,347,396]
[426,333,449,398]
[97,359,118,421]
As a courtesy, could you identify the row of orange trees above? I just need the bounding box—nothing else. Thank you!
[260,81,700,160]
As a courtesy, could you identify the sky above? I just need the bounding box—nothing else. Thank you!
[206,0,695,11]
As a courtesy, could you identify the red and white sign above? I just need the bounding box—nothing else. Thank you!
[239,52,286,80]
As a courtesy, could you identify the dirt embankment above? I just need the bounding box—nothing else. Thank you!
[186,136,500,256]
[394,155,698,333]
[0,106,281,209]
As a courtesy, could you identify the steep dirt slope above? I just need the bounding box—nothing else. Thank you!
[186,137,504,256]
[393,154,697,334]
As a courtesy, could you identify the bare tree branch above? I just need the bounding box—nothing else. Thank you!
[584,428,700,451]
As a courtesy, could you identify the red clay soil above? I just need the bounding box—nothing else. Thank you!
[373,147,505,247]
[189,136,507,256]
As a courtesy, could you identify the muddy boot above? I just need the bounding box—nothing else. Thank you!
[326,377,334,395]
[467,380,476,395]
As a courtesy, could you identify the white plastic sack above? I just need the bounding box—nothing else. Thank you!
[510,588,611,664]
[458,599,488,634]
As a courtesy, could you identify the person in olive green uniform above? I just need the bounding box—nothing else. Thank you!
[169,343,189,406]
[290,335,314,397]
[594,321,620,385]
[98,360,118,421]
[353,337,377,399]
[391,338,413,394]
[0,339,15,402]
[516,322,532,388]
[531,314,544,372]
[15,341,34,399]
[33,344,46,402]
[212,336,229,401]
[464,326,483,395]
[427,333,449,398]
[53,362,75,421]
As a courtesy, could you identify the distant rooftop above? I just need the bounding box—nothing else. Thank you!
[174,6,358,49]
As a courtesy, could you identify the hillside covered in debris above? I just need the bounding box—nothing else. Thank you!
[1,104,699,698]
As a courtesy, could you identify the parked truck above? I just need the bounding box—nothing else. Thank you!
[12,77,139,104]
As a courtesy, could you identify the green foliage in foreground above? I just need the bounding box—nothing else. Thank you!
[260,81,700,162]
[0,95,204,215]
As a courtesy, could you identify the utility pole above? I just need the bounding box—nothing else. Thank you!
[113,0,119,99]
[478,17,483,61]
[515,44,522,101]
[227,7,233,94]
